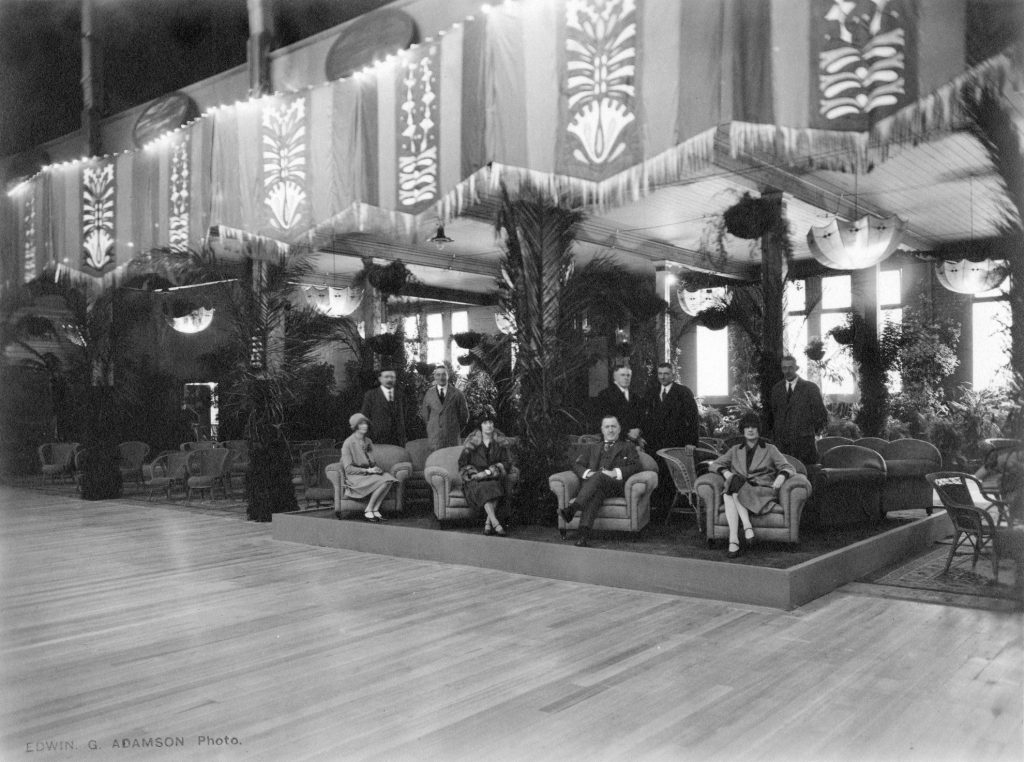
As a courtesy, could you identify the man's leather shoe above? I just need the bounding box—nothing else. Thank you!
[575,527,590,547]
[559,502,576,525]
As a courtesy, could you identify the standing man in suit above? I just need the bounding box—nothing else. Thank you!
[420,366,470,451]
[644,362,700,508]
[767,354,828,465]
[594,365,643,446]
[560,415,642,547]
[360,368,407,446]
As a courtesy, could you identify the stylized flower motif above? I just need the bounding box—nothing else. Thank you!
[262,99,307,231]
[82,163,115,270]
[398,49,439,209]
[267,181,305,231]
[564,0,637,166]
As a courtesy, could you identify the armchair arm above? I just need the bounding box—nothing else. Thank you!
[424,465,453,514]
[388,461,413,482]
[694,472,725,530]
[325,463,344,508]
[778,473,812,527]
[623,471,657,511]
[548,470,580,510]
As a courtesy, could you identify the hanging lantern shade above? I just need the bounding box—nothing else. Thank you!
[676,285,732,316]
[935,259,1008,294]
[301,284,363,316]
[165,307,215,334]
[807,214,907,270]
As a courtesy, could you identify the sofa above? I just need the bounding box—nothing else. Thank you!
[325,444,413,517]
[694,455,813,545]
[423,445,520,525]
[806,445,887,527]
[548,447,658,538]
[402,438,433,510]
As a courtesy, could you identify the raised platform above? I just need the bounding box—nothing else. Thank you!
[271,510,952,610]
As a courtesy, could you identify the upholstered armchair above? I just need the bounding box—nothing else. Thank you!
[549,449,658,538]
[424,445,520,525]
[325,444,412,517]
[694,455,812,545]
[807,445,887,527]
[815,436,854,460]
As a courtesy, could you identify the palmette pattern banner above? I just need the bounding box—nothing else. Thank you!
[4,0,976,286]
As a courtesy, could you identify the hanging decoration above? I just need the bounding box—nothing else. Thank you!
[262,97,308,233]
[558,0,641,181]
[81,162,116,273]
[807,213,906,270]
[676,284,732,317]
[396,45,440,214]
[300,284,364,317]
[723,193,774,239]
[23,191,36,283]
[494,311,514,336]
[168,134,190,252]
[165,305,215,334]
[935,259,1008,294]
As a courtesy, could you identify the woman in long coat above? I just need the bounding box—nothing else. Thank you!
[458,410,512,536]
[709,412,795,558]
[341,413,398,522]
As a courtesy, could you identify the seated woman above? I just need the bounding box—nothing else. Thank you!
[709,412,796,558]
[341,413,399,523]
[458,408,513,536]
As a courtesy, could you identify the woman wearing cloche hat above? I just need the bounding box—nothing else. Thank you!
[458,407,512,536]
[340,412,398,522]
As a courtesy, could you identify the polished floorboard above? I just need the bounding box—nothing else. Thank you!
[1,486,1021,762]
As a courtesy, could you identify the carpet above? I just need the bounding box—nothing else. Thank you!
[861,539,1023,608]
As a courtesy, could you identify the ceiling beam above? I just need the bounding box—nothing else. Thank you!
[316,235,501,278]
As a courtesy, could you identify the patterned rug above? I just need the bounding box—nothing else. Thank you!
[863,539,1023,607]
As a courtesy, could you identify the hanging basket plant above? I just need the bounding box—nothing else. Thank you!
[723,192,775,239]
[457,353,474,366]
[805,337,826,362]
[829,320,855,346]
[697,305,730,331]
[366,332,402,356]
[363,259,412,297]
[413,361,434,377]
[453,330,483,349]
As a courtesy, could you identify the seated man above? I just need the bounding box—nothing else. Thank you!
[559,415,641,547]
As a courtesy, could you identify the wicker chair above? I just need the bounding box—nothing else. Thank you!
[117,441,151,486]
[185,447,234,502]
[180,440,222,452]
[300,448,341,509]
[222,439,250,491]
[656,446,702,532]
[144,451,194,500]
[37,442,79,483]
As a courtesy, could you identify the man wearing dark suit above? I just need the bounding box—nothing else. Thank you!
[559,415,642,547]
[419,366,470,451]
[360,368,407,446]
[766,354,828,465]
[644,362,700,508]
[594,365,643,445]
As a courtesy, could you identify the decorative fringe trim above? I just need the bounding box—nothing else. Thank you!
[730,46,1022,173]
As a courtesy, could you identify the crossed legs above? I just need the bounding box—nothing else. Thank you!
[723,493,754,556]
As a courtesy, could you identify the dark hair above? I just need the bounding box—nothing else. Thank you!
[378,367,396,376]
[656,362,673,371]
[612,364,631,373]
[738,412,762,432]
[600,415,621,426]
[473,406,497,428]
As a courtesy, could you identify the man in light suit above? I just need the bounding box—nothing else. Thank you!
[644,362,700,508]
[360,368,407,446]
[419,366,470,451]
[559,415,642,547]
[766,354,828,465]
[594,365,643,445]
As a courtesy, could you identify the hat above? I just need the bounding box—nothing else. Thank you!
[472,406,498,428]
[738,412,762,432]
[349,412,370,430]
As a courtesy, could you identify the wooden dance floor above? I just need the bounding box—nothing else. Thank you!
[1,486,1021,761]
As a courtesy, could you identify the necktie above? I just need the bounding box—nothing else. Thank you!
[787,382,793,400]
[661,386,668,402]
[385,389,392,402]
[438,387,445,403]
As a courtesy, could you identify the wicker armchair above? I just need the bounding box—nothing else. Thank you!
[37,442,79,483]
[656,446,702,532]
[117,441,151,486]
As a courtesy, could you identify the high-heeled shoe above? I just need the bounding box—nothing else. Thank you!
[727,542,741,559]
[483,519,494,535]
[744,527,755,543]
[364,514,380,523]
[492,523,506,537]
[374,512,387,522]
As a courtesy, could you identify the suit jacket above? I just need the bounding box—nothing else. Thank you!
[767,377,828,443]
[594,384,643,434]
[573,440,641,485]
[419,385,470,451]
[643,382,699,451]
[361,387,407,446]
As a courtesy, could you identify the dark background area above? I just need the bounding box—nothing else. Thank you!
[0,0,391,159]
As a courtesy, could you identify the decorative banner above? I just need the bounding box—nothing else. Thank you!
[169,134,190,252]
[262,96,309,233]
[300,284,364,317]
[557,0,642,181]
[82,162,116,274]
[811,0,917,130]
[935,259,1008,294]
[807,213,906,270]
[23,191,36,282]
[396,44,440,214]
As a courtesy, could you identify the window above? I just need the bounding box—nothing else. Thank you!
[973,278,1011,391]
[403,316,420,362]
[450,310,469,376]
[784,280,808,358]
[820,276,854,395]
[695,326,729,397]
[426,313,445,366]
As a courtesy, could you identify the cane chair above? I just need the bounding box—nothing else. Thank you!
[222,439,250,491]
[185,447,234,503]
[656,446,702,533]
[144,451,194,500]
[117,441,151,486]
[927,472,1023,583]
[699,437,726,454]
[301,448,341,509]
[37,442,80,483]
[180,440,221,452]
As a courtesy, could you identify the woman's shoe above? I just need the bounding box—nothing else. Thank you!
[727,542,741,559]
[744,527,755,543]
[374,512,388,522]
[363,514,380,523]
[483,519,494,535]
[492,523,507,537]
